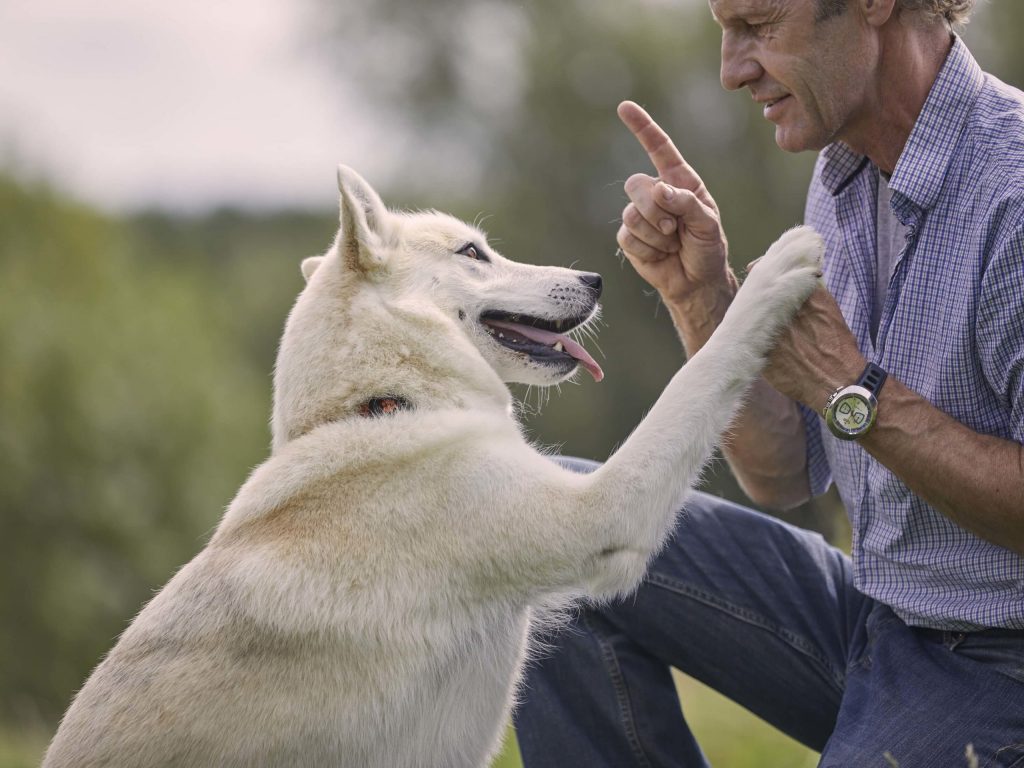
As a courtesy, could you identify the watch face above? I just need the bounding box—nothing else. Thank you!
[833,393,871,433]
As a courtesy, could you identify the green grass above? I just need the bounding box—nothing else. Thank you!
[0,724,50,768]
[492,726,525,768]
[490,671,818,767]
[671,672,818,768]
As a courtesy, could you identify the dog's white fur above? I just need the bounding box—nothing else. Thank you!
[44,167,823,767]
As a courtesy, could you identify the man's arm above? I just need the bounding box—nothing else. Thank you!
[862,380,1024,552]
[617,101,1024,548]
[759,261,1024,554]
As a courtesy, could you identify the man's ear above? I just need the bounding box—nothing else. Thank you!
[859,0,896,27]
[337,165,390,276]
[300,255,324,282]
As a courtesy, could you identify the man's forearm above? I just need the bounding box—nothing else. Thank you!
[861,377,1024,554]
[664,276,738,358]
[722,379,811,509]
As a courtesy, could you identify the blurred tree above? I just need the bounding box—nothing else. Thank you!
[0,178,332,727]
[964,3,1024,88]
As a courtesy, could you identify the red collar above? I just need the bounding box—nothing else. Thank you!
[357,396,412,418]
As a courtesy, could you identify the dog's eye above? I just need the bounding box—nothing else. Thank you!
[456,242,488,263]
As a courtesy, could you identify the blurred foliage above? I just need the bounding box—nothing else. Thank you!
[0,177,335,733]
[1,0,1021,764]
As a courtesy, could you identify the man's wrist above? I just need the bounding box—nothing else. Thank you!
[808,356,868,411]
[664,271,739,356]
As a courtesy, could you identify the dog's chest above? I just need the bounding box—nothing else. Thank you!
[351,607,533,766]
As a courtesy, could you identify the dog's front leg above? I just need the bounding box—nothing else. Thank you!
[459,228,823,601]
[575,227,823,595]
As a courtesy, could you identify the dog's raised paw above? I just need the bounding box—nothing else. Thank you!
[727,225,824,345]
[744,225,823,302]
[762,225,825,275]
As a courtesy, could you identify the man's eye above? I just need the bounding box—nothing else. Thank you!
[456,242,488,262]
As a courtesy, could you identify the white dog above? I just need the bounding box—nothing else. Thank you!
[43,166,822,767]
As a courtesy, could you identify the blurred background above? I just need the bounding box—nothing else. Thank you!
[1,0,1021,765]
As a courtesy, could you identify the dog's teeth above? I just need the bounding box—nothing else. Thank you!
[498,333,504,339]
[553,342,564,352]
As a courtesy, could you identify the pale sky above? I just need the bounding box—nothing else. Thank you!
[0,0,404,211]
[0,0,1010,213]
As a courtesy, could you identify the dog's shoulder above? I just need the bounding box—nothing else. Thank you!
[227,405,519,521]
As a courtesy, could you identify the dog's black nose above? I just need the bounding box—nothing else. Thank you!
[578,272,603,298]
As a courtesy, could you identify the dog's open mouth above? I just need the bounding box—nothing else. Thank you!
[479,310,604,382]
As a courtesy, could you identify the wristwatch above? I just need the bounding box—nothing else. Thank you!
[822,363,888,440]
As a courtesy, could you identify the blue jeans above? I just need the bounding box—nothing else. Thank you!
[514,460,1024,767]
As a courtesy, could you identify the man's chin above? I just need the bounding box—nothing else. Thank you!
[773,124,828,154]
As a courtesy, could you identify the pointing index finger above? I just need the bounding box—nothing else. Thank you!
[617,100,704,193]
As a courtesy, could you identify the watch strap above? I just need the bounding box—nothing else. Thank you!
[857,362,888,398]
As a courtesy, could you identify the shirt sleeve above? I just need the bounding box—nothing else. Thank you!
[800,402,833,496]
[977,221,1024,443]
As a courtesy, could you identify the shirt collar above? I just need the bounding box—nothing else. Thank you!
[818,35,984,210]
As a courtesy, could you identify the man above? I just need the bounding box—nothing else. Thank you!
[514,0,1024,765]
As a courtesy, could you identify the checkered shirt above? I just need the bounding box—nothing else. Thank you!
[802,36,1024,630]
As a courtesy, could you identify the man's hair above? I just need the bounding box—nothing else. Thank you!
[816,0,977,26]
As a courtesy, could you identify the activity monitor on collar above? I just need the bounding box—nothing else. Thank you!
[822,363,888,441]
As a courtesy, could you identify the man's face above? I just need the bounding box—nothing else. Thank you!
[710,0,874,153]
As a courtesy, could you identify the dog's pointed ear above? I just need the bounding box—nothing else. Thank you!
[337,165,389,276]
[300,255,324,282]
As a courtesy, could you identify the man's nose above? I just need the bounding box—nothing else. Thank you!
[720,33,763,91]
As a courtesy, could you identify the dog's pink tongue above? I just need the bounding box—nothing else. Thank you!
[485,319,604,382]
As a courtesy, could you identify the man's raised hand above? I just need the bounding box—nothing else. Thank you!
[616,101,735,311]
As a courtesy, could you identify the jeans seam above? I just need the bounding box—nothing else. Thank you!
[583,613,655,768]
[646,572,847,693]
